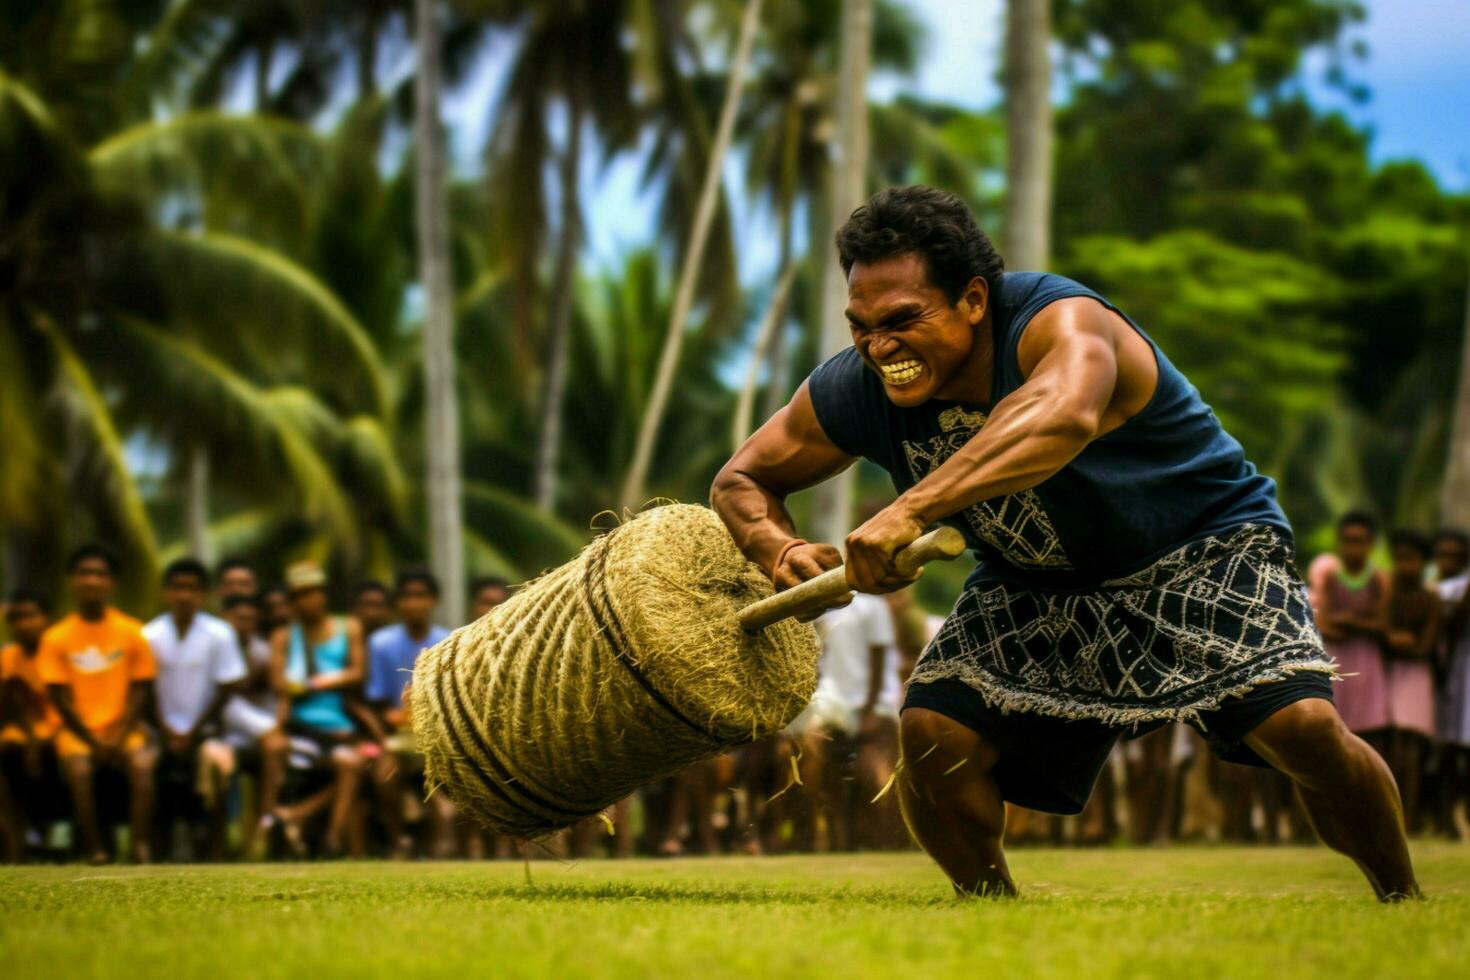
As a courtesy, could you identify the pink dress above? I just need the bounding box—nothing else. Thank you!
[1323,571,1388,733]
[1384,589,1436,738]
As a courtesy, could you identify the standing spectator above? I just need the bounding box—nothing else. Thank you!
[1431,530,1469,585]
[1316,513,1390,755]
[1436,547,1470,839]
[470,577,512,620]
[1382,531,1439,834]
[258,562,368,858]
[143,559,247,860]
[352,580,393,639]
[365,568,450,858]
[1,591,58,861]
[215,557,259,602]
[38,544,157,864]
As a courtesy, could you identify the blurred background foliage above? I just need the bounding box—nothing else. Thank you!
[1,0,1466,613]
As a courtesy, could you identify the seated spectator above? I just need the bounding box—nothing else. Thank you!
[144,559,247,860]
[215,557,259,602]
[260,585,291,636]
[365,568,451,858]
[257,561,368,858]
[38,544,157,864]
[1,590,59,861]
[352,580,393,640]
[219,594,277,855]
[470,577,512,620]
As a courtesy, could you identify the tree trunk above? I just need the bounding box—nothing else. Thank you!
[619,0,762,510]
[809,0,872,550]
[732,262,799,450]
[184,443,210,563]
[1441,262,1470,528]
[415,0,466,625]
[760,192,797,422]
[1004,0,1053,272]
[358,8,380,100]
[533,90,584,512]
[255,38,275,112]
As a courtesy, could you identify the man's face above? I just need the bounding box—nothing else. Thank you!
[1434,539,1468,579]
[165,574,206,618]
[473,586,509,619]
[263,590,291,628]
[219,567,257,599]
[395,582,438,626]
[354,590,391,630]
[1391,544,1426,581]
[224,601,260,639]
[70,557,115,608]
[4,601,47,647]
[845,253,985,408]
[1336,524,1374,567]
[291,586,328,621]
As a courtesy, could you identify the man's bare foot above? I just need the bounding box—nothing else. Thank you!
[657,838,684,857]
[130,843,152,865]
[88,849,110,866]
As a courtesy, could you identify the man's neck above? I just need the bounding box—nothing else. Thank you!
[934,315,996,405]
[171,610,196,635]
[19,640,40,656]
[403,620,432,642]
[77,603,107,623]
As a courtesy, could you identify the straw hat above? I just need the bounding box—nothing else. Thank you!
[284,560,328,594]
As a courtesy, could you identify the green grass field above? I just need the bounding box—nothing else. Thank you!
[4,844,1469,978]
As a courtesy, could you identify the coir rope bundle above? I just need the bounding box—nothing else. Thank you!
[409,503,820,839]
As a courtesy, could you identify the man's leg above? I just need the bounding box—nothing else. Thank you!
[125,742,156,864]
[897,708,1015,897]
[372,751,410,858]
[59,748,107,863]
[324,746,365,856]
[1244,698,1418,900]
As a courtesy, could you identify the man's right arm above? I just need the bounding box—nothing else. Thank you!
[711,381,855,589]
[48,685,97,749]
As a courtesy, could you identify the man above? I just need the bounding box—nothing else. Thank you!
[352,580,393,639]
[143,558,247,860]
[365,568,451,857]
[215,557,259,602]
[1,591,59,861]
[470,577,512,620]
[218,594,278,855]
[37,544,157,864]
[1431,530,1468,585]
[712,186,1417,899]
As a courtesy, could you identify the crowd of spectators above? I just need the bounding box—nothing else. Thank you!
[3,515,1470,862]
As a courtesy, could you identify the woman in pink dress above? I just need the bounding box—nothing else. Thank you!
[1315,513,1389,751]
[1384,531,1440,832]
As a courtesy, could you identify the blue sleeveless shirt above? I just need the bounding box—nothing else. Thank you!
[807,272,1290,589]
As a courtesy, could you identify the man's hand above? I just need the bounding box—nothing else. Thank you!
[772,541,844,591]
[845,504,926,594]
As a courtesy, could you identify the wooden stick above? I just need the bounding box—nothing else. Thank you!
[737,526,967,632]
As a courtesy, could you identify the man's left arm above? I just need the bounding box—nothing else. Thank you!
[846,300,1126,592]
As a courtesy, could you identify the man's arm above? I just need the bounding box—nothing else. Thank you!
[845,300,1142,592]
[113,680,151,745]
[711,382,856,589]
[48,685,98,749]
[268,628,292,727]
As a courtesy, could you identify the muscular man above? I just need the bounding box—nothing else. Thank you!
[712,186,1417,900]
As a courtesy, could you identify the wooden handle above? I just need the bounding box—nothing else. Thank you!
[737,526,967,632]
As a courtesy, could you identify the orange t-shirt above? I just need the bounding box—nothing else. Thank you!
[1,642,63,739]
[36,610,155,733]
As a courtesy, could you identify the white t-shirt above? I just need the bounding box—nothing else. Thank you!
[144,612,247,734]
[814,594,899,717]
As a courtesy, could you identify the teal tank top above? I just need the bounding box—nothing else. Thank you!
[807,272,1290,588]
[286,618,354,733]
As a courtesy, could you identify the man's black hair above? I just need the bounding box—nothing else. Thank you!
[163,557,211,588]
[394,566,441,598]
[6,589,51,614]
[835,185,1005,304]
[1389,529,1431,558]
[1337,511,1378,536]
[216,556,255,578]
[222,594,260,612]
[1434,528,1470,552]
[470,576,510,594]
[353,579,390,601]
[67,542,120,575]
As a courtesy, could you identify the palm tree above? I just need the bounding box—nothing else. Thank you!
[809,0,873,550]
[414,0,466,624]
[1440,264,1470,528]
[1004,0,1053,271]
[619,0,765,511]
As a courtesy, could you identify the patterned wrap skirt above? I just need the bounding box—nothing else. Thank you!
[909,524,1338,727]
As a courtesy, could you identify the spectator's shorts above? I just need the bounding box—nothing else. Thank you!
[902,523,1339,813]
[54,724,151,759]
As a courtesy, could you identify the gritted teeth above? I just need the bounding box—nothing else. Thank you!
[880,359,924,385]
